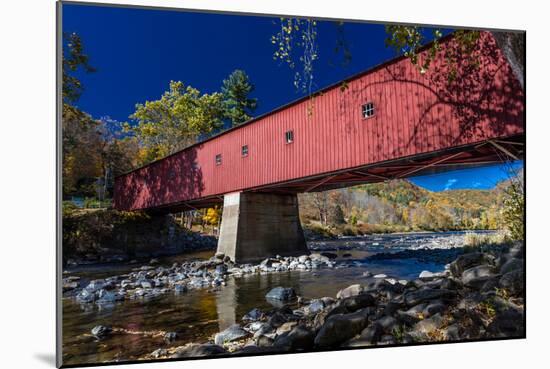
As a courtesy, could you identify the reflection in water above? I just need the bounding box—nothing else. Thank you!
[216,279,236,331]
[62,234,457,365]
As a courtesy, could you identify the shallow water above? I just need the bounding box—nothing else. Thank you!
[62,232,477,365]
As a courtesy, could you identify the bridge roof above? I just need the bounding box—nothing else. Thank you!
[119,33,460,177]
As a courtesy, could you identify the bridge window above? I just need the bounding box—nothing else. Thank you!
[241,145,249,157]
[285,130,294,144]
[215,154,222,165]
[362,102,375,118]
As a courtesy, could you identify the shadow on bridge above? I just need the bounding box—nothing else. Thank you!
[115,146,207,212]
[336,31,523,161]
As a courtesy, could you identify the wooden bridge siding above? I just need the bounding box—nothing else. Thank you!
[114,32,524,211]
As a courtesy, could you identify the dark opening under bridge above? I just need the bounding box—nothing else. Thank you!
[114,32,525,262]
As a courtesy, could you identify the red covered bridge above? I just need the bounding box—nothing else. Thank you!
[114,32,524,262]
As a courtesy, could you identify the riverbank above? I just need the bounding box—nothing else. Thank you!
[62,208,217,266]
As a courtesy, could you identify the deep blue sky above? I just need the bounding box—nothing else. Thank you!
[62,3,522,192]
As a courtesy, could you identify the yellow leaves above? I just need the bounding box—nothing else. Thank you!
[128,81,224,165]
[203,207,221,226]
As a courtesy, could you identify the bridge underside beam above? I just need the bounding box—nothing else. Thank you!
[216,192,308,263]
[248,135,524,195]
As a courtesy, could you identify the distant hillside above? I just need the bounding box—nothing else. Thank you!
[299,179,507,235]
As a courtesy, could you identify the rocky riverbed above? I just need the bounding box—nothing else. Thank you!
[64,253,339,303]
[62,232,524,365]
[137,241,524,359]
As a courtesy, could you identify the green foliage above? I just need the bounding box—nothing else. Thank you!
[384,25,442,73]
[62,32,96,104]
[271,18,318,93]
[221,70,258,126]
[349,214,358,226]
[128,81,225,164]
[83,197,112,209]
[502,178,524,240]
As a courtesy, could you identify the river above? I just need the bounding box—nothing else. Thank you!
[61,231,486,365]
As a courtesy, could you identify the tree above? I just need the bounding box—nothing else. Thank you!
[329,204,346,225]
[100,134,140,197]
[62,105,103,196]
[271,18,318,94]
[128,81,225,165]
[62,32,103,197]
[311,192,330,225]
[203,207,221,226]
[221,70,258,126]
[502,172,524,240]
[62,32,96,104]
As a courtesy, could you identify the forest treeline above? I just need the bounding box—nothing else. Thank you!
[299,176,524,239]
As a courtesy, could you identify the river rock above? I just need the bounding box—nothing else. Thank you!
[395,310,421,326]
[378,334,397,345]
[304,299,325,315]
[450,252,494,278]
[267,311,291,328]
[418,270,446,280]
[151,348,167,358]
[174,284,187,294]
[314,308,370,348]
[76,289,95,303]
[461,265,496,287]
[338,293,376,312]
[411,313,444,337]
[358,322,383,344]
[96,289,122,304]
[172,343,227,358]
[140,281,153,289]
[499,270,524,296]
[310,253,330,263]
[336,284,364,299]
[252,323,274,339]
[276,321,298,335]
[242,308,264,322]
[486,307,524,337]
[423,300,446,317]
[84,280,105,293]
[266,287,296,302]
[256,334,275,347]
[499,258,523,275]
[321,252,338,259]
[274,325,315,350]
[91,325,112,338]
[214,264,228,276]
[404,288,456,306]
[63,281,79,292]
[375,316,398,333]
[164,332,178,341]
[214,324,250,346]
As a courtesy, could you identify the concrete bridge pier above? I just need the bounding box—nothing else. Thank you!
[216,192,309,263]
